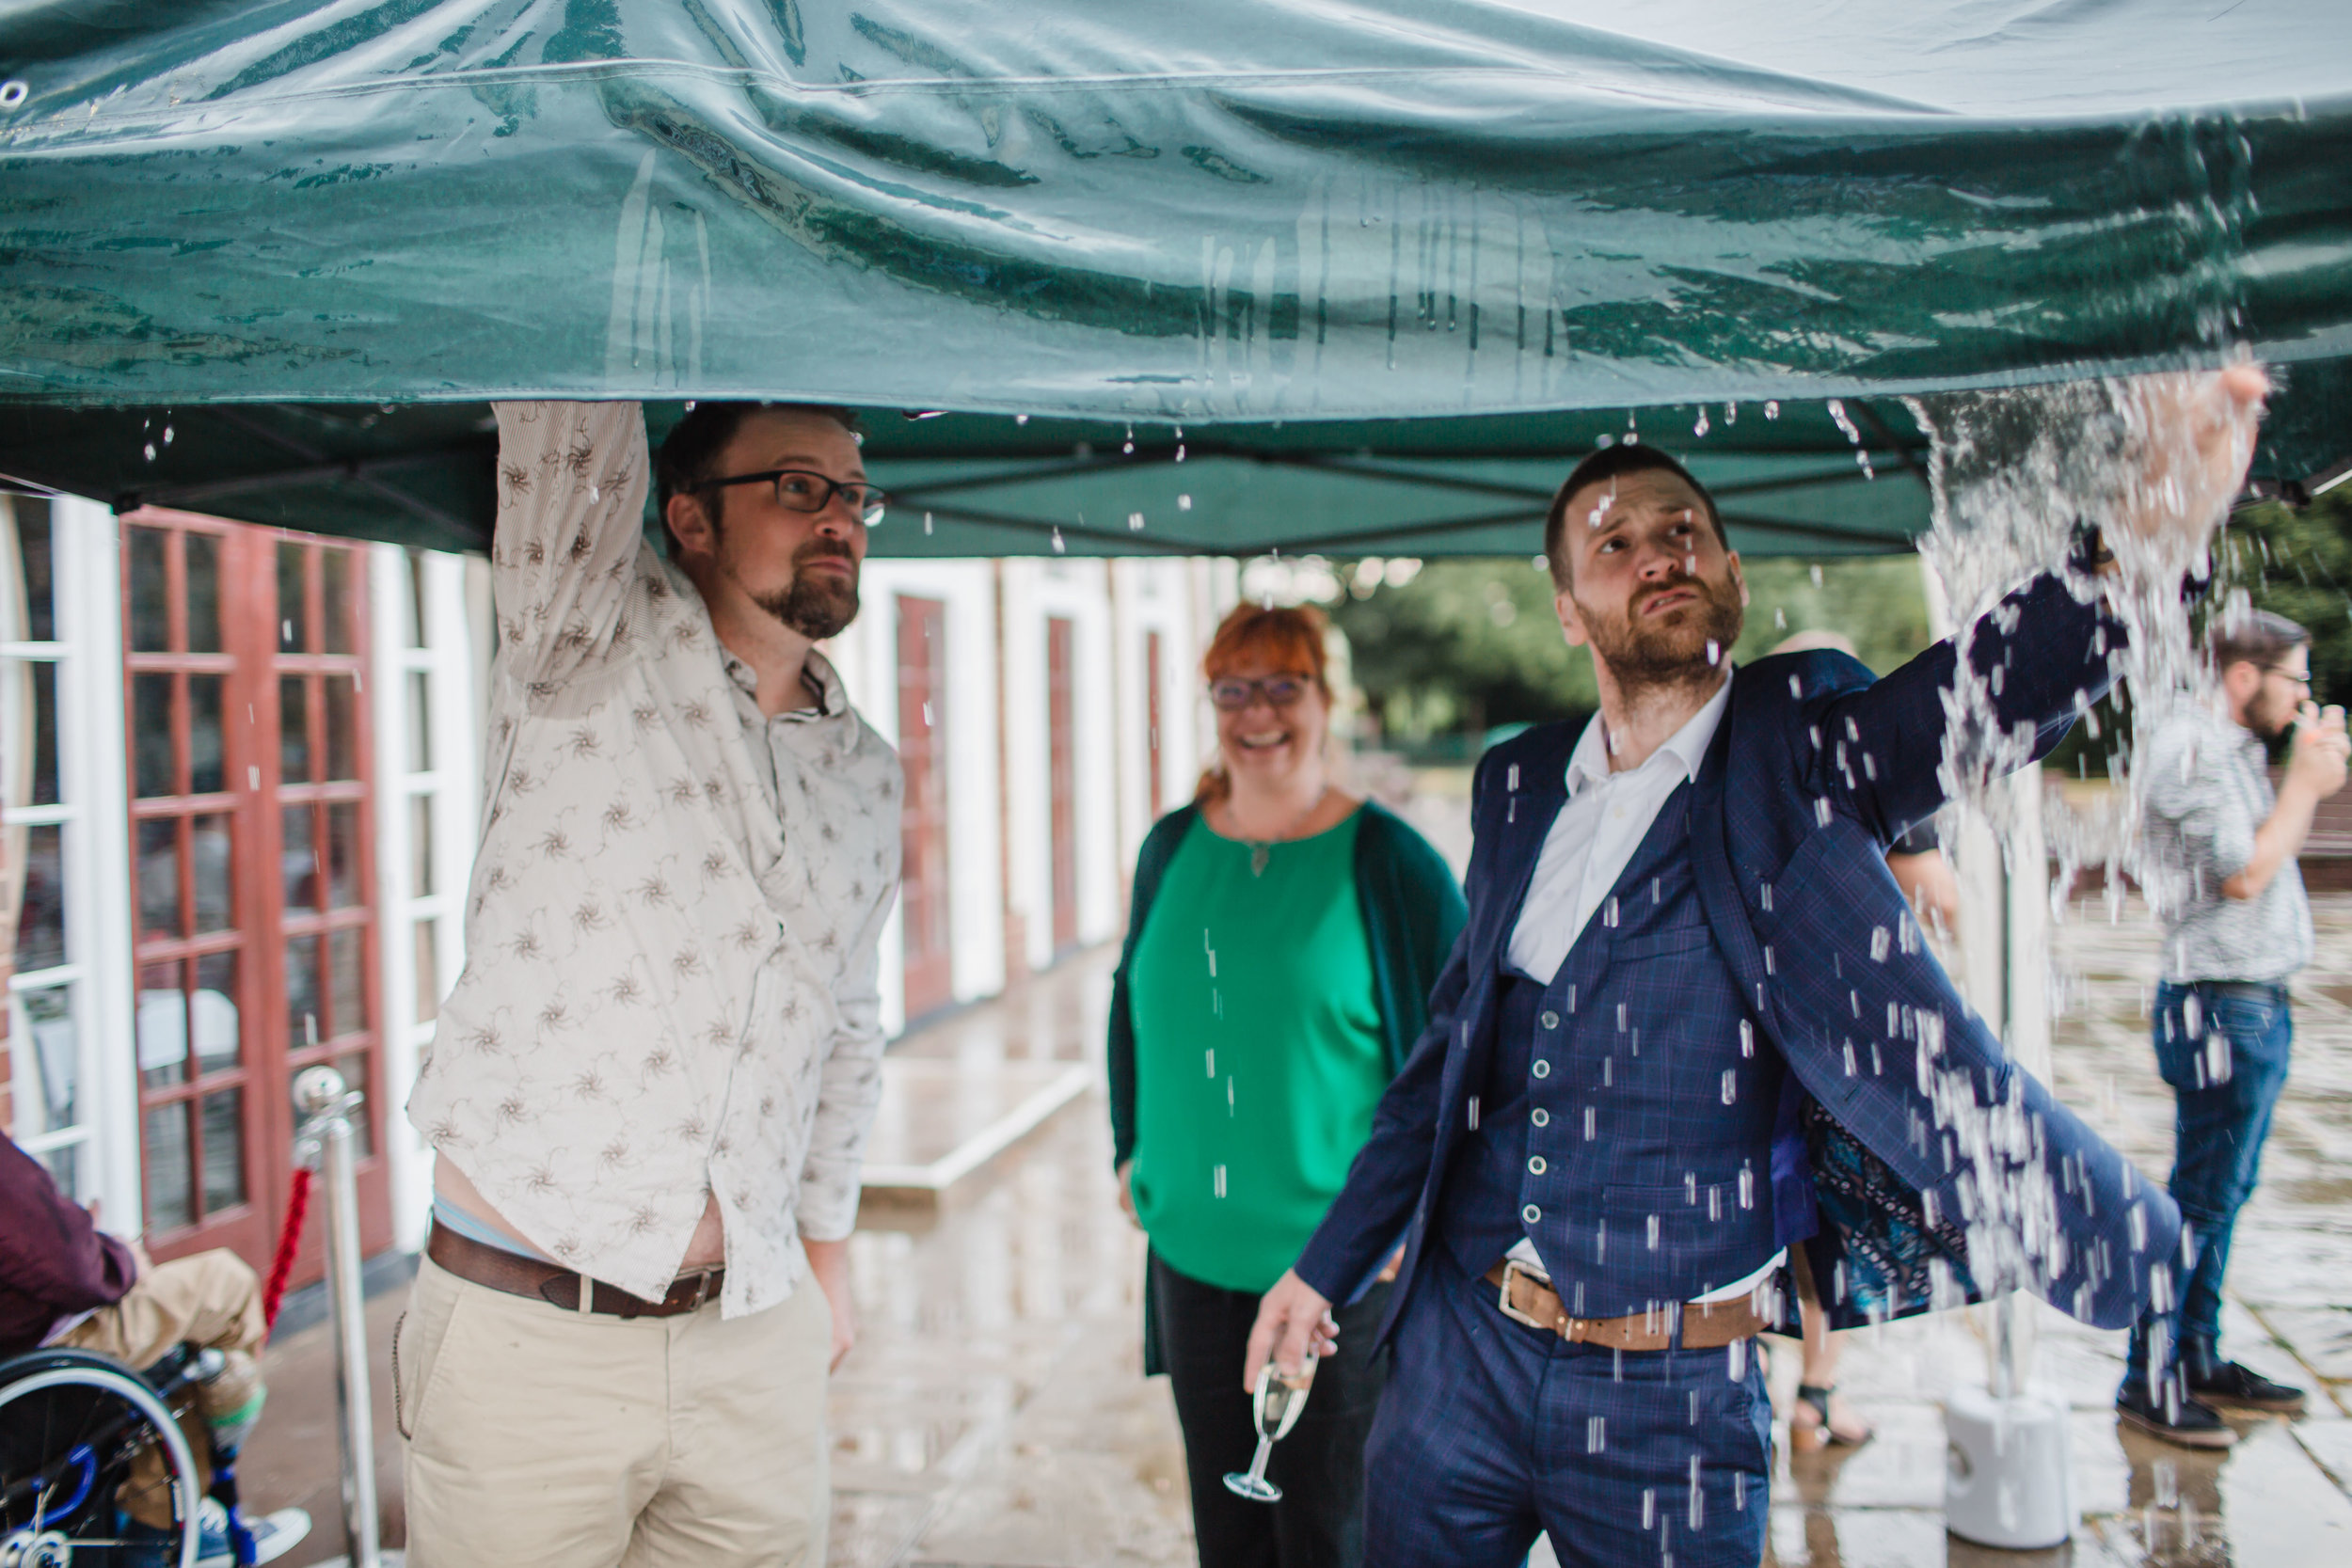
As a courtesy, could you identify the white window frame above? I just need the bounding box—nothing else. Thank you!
[4,495,139,1227]
[370,544,478,1251]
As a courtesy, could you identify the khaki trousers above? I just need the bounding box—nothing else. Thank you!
[56,1248,268,1525]
[396,1254,832,1568]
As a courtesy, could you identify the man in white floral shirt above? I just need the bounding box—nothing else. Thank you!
[397,399,901,1567]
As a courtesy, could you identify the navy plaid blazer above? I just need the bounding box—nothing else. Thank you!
[1295,571,2185,1338]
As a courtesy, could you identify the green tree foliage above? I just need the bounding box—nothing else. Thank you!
[2214,490,2352,709]
[1330,552,1935,753]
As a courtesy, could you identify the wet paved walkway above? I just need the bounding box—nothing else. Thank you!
[245,896,2352,1565]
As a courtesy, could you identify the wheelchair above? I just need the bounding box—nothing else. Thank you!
[0,1342,219,1568]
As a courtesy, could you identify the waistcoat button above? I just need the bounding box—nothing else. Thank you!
[1531,1108,1550,1127]
[1528,1156,1547,1174]
[1532,1060,1550,1079]
[1521,1204,1541,1225]
[1541,1009,1561,1030]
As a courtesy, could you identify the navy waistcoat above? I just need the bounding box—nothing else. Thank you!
[1436,784,1785,1319]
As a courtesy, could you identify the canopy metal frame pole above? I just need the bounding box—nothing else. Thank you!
[294,1065,383,1568]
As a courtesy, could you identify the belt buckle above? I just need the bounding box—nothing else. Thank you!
[1495,1259,1556,1334]
[675,1266,721,1312]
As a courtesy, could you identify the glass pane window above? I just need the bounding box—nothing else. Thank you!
[136,816,181,937]
[30,659,61,806]
[323,548,355,655]
[136,962,188,1089]
[194,950,241,1074]
[279,674,310,781]
[9,985,79,1137]
[406,672,432,773]
[327,802,362,908]
[191,814,233,932]
[200,1088,246,1212]
[14,822,67,974]
[129,526,170,653]
[187,673,225,795]
[325,675,358,780]
[414,919,439,1023]
[185,531,222,654]
[410,795,434,896]
[277,543,308,653]
[142,1101,194,1232]
[11,497,56,643]
[404,549,429,650]
[328,927,366,1038]
[133,673,175,797]
[281,804,317,911]
[38,1142,83,1204]
[286,935,322,1045]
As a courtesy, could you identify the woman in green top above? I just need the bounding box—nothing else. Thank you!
[1107,603,1466,1568]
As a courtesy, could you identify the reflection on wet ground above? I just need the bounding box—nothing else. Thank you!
[827,899,2352,1566]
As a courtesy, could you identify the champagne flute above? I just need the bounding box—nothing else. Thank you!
[1223,1354,1317,1503]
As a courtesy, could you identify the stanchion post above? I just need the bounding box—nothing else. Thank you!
[294,1065,382,1568]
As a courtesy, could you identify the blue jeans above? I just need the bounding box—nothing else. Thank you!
[2122,980,2294,1393]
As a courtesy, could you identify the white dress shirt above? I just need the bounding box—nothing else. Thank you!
[1501,674,1782,1301]
[407,402,901,1317]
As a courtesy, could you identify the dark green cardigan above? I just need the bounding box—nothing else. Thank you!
[1106,800,1468,1373]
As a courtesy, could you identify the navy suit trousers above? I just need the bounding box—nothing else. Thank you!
[1363,1251,1772,1568]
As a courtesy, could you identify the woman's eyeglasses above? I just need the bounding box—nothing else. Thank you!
[1209,676,1311,711]
[698,467,888,527]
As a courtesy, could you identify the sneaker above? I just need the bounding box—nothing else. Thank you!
[195,1497,313,1568]
[2117,1386,2238,1449]
[2187,1359,2307,1415]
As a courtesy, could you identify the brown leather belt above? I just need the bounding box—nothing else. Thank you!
[1482,1260,1769,1350]
[427,1224,723,1319]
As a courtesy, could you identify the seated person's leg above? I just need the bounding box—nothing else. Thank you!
[56,1250,269,1523]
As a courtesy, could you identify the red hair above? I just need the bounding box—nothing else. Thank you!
[1195,603,1332,804]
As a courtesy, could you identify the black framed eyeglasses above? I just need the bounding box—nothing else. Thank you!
[699,467,887,526]
[1209,676,1311,711]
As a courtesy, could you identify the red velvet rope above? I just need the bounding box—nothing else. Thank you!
[261,1165,312,1336]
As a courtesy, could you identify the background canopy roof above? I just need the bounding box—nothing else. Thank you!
[2,1,2346,556]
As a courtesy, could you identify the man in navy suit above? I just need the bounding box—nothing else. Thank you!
[1246,369,2271,1566]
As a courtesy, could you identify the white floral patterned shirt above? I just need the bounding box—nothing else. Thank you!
[405,401,901,1317]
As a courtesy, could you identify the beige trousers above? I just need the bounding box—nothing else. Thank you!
[56,1248,268,1525]
[395,1254,832,1568]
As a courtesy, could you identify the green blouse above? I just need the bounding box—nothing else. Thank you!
[1127,810,1388,1293]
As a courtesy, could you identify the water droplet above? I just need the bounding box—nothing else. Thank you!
[1763,401,1780,420]
[1015,413,1029,425]
[1706,640,1721,665]
[924,511,934,535]
[1692,408,1710,437]
[1178,495,1193,511]
[1174,444,1186,463]
[1051,526,1065,553]
[589,484,599,502]
[1808,563,1823,587]
[1720,1069,1738,1104]
[1127,512,1145,531]
[142,442,156,462]
[162,425,174,445]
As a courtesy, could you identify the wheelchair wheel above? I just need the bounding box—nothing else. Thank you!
[0,1348,199,1568]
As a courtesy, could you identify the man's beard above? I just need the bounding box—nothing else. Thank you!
[743,541,861,641]
[1573,572,1744,697]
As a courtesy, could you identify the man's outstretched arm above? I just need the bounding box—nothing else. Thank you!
[1821,367,2271,841]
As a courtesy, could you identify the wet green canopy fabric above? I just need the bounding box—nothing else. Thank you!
[1,1,2346,556]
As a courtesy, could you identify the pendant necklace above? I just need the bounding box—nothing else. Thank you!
[1241,786,1330,878]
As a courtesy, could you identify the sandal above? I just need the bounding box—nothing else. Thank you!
[1792,1383,1876,1448]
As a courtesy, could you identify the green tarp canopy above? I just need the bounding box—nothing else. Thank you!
[2,2,2347,558]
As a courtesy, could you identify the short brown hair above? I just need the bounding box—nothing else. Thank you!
[1194,603,1331,804]
[2208,608,2310,678]
[654,401,863,555]
[1542,443,1725,592]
